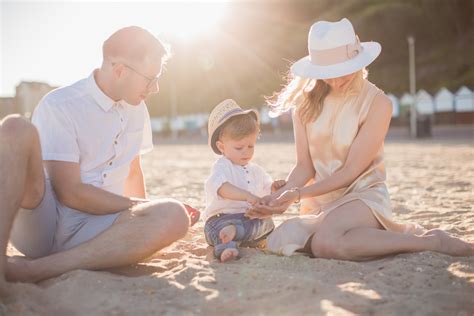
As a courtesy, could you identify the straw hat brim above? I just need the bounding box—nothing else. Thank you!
[209,109,259,155]
[291,42,381,79]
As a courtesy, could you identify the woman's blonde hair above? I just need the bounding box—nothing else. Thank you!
[267,68,367,125]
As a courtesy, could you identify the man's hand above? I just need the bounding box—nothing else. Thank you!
[271,179,287,193]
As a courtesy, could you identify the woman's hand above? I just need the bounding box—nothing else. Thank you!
[259,194,275,205]
[245,188,300,219]
[271,179,287,193]
[271,188,300,206]
[245,196,294,219]
[245,203,288,219]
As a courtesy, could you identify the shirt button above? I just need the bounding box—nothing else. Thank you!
[103,174,107,178]
[109,161,113,166]
[120,118,124,122]
[114,141,118,145]
[247,181,250,184]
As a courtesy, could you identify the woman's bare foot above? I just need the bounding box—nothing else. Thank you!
[5,256,37,283]
[219,225,237,243]
[424,229,474,257]
[220,248,239,262]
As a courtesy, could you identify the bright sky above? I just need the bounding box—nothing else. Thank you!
[0,0,230,96]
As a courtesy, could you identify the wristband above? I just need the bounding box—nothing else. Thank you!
[292,187,301,204]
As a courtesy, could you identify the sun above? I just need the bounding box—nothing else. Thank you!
[153,1,230,40]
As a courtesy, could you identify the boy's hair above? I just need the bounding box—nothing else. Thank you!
[218,113,260,141]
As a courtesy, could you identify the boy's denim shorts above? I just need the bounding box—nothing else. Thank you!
[204,213,274,249]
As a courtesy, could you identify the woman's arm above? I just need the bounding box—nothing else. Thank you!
[246,109,315,217]
[275,93,393,205]
[272,109,316,197]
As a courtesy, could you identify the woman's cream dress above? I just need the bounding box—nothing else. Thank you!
[267,79,424,256]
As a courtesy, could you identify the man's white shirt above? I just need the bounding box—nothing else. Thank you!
[32,71,153,196]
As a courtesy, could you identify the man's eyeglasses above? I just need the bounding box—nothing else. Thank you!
[111,61,160,90]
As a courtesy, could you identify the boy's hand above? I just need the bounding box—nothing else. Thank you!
[246,193,262,206]
[271,179,287,193]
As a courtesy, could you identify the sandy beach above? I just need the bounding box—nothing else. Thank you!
[3,134,474,315]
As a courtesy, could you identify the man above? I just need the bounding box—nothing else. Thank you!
[0,26,190,293]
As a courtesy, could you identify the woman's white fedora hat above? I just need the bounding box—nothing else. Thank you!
[291,18,381,79]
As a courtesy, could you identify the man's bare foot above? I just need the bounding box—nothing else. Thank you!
[5,256,37,283]
[424,229,474,257]
[220,248,239,262]
[219,225,237,243]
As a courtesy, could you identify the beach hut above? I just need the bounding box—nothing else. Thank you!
[433,88,455,124]
[195,113,209,136]
[387,94,399,118]
[150,117,167,133]
[260,106,271,125]
[179,114,203,135]
[416,90,434,115]
[397,93,414,122]
[259,106,278,132]
[400,93,414,107]
[434,88,454,112]
[454,86,474,112]
[170,116,185,133]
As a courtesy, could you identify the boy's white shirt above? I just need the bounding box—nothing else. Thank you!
[203,156,273,221]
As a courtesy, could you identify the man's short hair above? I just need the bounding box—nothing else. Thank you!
[102,26,170,66]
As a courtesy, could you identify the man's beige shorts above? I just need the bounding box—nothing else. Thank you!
[10,179,119,258]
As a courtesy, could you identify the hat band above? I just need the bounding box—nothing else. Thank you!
[309,36,362,66]
[218,108,243,123]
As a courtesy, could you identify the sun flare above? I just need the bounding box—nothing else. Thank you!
[154,1,230,40]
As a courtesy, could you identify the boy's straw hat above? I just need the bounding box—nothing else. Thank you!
[208,99,259,155]
[291,18,381,79]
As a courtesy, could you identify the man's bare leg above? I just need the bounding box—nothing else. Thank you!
[0,115,45,295]
[6,199,189,283]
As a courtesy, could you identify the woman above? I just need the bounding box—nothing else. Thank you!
[246,18,474,259]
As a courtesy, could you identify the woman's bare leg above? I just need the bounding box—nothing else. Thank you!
[311,200,474,260]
